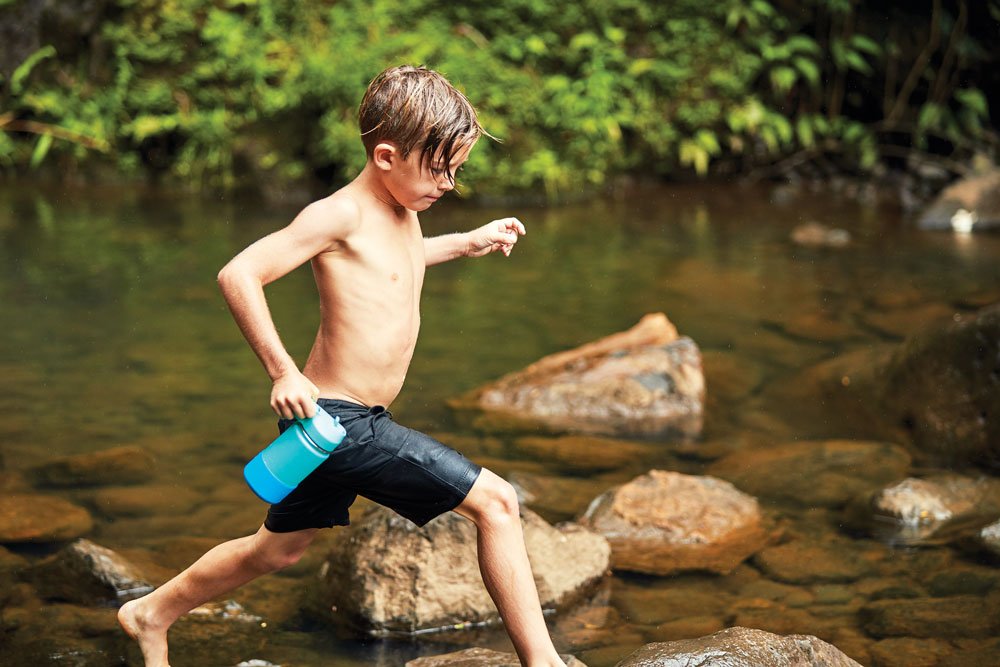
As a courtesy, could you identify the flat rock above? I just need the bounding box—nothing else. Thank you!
[614,626,862,666]
[708,440,911,508]
[791,222,851,248]
[0,493,93,543]
[451,314,704,438]
[579,470,769,575]
[405,647,587,666]
[31,445,155,487]
[510,435,652,473]
[867,637,953,667]
[315,505,610,634]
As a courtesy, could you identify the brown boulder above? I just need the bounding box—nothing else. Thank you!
[579,470,769,575]
[30,538,153,604]
[316,505,610,634]
[451,314,704,438]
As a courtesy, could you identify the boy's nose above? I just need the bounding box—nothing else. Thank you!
[439,176,455,191]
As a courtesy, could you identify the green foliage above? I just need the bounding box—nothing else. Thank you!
[0,0,996,195]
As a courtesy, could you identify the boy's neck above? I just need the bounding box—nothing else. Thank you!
[353,163,410,218]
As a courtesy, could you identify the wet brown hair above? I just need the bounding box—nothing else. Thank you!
[359,65,488,181]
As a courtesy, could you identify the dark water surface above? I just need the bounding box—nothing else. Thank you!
[1,181,998,666]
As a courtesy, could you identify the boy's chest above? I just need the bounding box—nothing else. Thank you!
[324,220,425,293]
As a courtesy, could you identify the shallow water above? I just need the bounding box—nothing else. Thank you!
[1,180,998,666]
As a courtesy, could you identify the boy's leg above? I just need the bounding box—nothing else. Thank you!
[453,469,566,667]
[118,524,317,667]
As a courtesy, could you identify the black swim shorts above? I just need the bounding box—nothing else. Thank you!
[264,399,482,532]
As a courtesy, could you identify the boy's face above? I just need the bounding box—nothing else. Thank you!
[386,140,475,212]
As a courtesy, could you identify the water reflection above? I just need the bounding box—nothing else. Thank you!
[1,181,998,666]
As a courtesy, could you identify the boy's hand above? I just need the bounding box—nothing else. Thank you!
[271,370,320,420]
[466,217,526,258]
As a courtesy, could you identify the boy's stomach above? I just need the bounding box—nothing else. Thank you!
[302,319,419,408]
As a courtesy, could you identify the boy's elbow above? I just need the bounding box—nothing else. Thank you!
[217,262,247,291]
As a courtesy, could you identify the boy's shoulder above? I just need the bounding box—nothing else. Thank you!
[295,189,363,239]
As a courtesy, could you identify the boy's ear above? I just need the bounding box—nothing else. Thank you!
[372,142,398,171]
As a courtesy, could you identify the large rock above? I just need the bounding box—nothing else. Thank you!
[30,538,153,604]
[315,505,610,634]
[31,445,156,487]
[615,626,862,666]
[752,540,873,584]
[0,493,93,543]
[451,314,704,438]
[878,304,1000,467]
[405,647,587,666]
[579,470,769,575]
[855,475,1000,545]
[707,440,911,508]
[918,169,1000,231]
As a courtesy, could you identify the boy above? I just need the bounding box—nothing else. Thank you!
[118,65,568,667]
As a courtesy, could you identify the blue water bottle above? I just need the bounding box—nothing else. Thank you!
[243,403,347,503]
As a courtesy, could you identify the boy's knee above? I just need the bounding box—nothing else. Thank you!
[251,530,314,572]
[467,470,520,526]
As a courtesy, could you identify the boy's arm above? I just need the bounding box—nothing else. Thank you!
[424,217,526,266]
[217,197,360,419]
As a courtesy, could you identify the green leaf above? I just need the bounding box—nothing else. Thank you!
[784,35,821,55]
[769,66,798,94]
[793,57,820,87]
[11,45,57,95]
[918,103,944,130]
[844,51,872,75]
[850,35,882,56]
[955,88,988,118]
[30,133,54,169]
[796,115,815,147]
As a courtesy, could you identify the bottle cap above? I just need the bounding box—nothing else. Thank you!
[299,403,347,452]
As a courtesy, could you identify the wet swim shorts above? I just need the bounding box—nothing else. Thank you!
[264,399,482,532]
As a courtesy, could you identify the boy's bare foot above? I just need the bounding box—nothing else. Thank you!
[118,598,170,667]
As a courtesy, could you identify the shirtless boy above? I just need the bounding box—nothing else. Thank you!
[118,65,567,667]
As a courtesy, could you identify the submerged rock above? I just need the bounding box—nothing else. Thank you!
[0,493,93,543]
[31,445,155,487]
[878,304,1000,467]
[615,626,862,666]
[752,540,873,584]
[405,647,587,666]
[579,470,769,575]
[451,313,704,438]
[31,538,153,604]
[861,593,1000,638]
[315,505,609,634]
[918,169,1000,232]
[791,222,851,248]
[981,519,1000,557]
[707,440,911,508]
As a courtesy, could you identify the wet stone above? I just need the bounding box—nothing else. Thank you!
[615,626,862,667]
[653,615,726,641]
[707,439,911,508]
[860,594,998,638]
[861,302,956,339]
[30,538,153,604]
[510,435,652,474]
[31,445,155,487]
[978,518,1000,557]
[0,493,93,543]
[315,505,610,634]
[405,647,588,666]
[91,483,202,518]
[862,475,1000,545]
[753,540,873,584]
[580,470,769,576]
[867,637,953,667]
